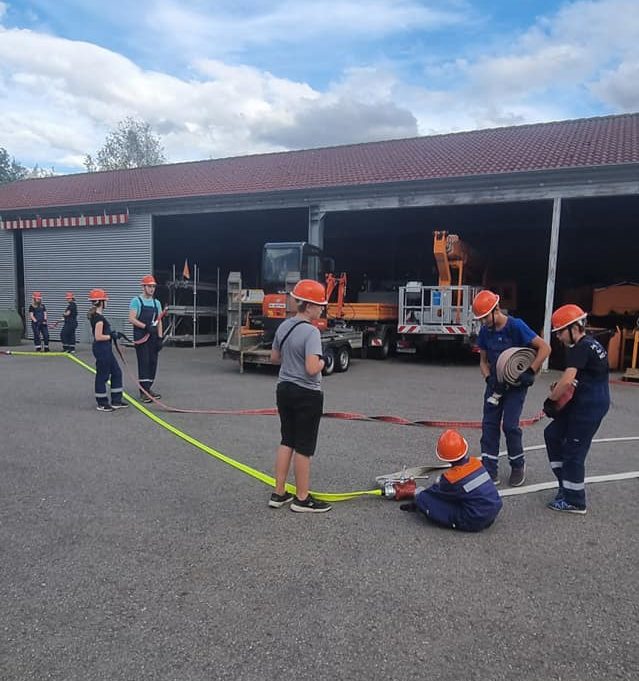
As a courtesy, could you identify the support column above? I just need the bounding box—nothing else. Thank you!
[542,197,562,371]
[308,205,325,249]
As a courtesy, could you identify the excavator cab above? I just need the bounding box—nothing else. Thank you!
[261,242,323,294]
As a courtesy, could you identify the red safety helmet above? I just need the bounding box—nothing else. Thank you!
[472,290,500,320]
[551,304,587,333]
[140,275,157,286]
[65,292,75,300]
[435,429,469,462]
[32,291,42,301]
[291,279,328,305]
[88,288,109,301]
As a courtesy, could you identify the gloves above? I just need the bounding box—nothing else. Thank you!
[321,353,332,366]
[111,330,123,341]
[518,368,536,388]
[485,375,496,391]
[155,336,163,352]
[543,398,560,418]
[400,502,418,512]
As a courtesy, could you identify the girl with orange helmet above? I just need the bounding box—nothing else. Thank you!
[543,304,610,514]
[128,274,163,403]
[268,279,331,513]
[400,429,502,532]
[472,289,551,487]
[87,289,128,412]
[28,291,49,352]
[60,292,78,353]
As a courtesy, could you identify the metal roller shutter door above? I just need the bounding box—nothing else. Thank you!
[0,230,17,309]
[23,213,152,343]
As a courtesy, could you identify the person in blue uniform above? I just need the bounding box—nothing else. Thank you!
[128,275,163,403]
[87,288,128,412]
[400,429,502,532]
[60,291,78,353]
[544,304,610,514]
[28,291,49,352]
[472,290,551,487]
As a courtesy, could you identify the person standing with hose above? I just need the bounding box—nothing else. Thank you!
[543,304,610,514]
[87,288,128,412]
[472,290,550,487]
[128,275,163,403]
[268,279,331,513]
[60,292,78,353]
[28,292,49,352]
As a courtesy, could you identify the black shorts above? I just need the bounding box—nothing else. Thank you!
[276,381,324,457]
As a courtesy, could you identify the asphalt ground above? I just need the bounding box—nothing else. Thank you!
[1,344,638,681]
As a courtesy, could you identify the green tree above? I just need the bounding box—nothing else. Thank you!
[0,147,28,184]
[84,117,166,171]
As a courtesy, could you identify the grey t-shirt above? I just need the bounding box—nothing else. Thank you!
[273,316,323,391]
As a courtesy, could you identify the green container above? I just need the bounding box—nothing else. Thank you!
[0,309,24,346]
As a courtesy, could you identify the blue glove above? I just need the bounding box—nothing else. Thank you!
[519,368,536,388]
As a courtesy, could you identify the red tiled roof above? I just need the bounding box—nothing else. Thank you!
[1,113,638,213]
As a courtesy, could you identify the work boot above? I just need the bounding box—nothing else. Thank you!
[546,499,586,515]
[489,471,500,486]
[509,465,526,487]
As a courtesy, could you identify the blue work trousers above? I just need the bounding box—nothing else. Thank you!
[32,321,49,349]
[480,385,527,474]
[61,320,77,351]
[544,386,609,508]
[93,343,123,406]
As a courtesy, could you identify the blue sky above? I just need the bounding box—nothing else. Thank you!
[0,0,637,173]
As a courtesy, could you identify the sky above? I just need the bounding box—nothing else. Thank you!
[0,0,637,174]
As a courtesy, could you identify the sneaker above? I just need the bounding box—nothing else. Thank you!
[509,465,526,487]
[111,402,130,410]
[489,471,500,486]
[290,494,332,513]
[149,390,161,399]
[96,404,115,412]
[547,499,587,515]
[268,491,294,508]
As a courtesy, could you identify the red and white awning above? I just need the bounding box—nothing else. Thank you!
[0,211,129,230]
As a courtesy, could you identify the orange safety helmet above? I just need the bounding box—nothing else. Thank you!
[88,288,109,301]
[32,291,42,300]
[472,290,500,320]
[435,429,469,463]
[551,304,587,333]
[290,279,328,305]
[65,291,75,300]
[140,275,157,286]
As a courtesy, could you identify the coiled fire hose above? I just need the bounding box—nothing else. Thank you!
[495,346,536,385]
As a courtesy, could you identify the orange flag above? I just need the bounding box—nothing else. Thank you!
[182,258,191,280]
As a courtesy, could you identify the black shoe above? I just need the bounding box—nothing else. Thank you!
[489,471,500,486]
[140,392,153,403]
[35,347,42,352]
[44,347,50,353]
[149,390,161,399]
[268,491,294,508]
[509,465,526,487]
[96,404,115,412]
[290,494,332,513]
[111,402,130,410]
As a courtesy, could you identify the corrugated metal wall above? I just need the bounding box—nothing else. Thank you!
[23,213,153,343]
[0,229,17,309]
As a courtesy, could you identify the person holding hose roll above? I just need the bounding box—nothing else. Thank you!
[472,290,550,487]
[87,288,128,412]
[128,275,163,403]
[543,304,610,514]
[268,279,331,513]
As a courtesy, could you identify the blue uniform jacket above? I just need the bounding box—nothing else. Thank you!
[415,457,503,532]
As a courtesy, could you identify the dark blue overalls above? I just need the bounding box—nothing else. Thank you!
[415,457,503,532]
[90,313,124,407]
[30,304,49,351]
[478,317,536,476]
[132,296,161,395]
[61,301,78,352]
[544,336,610,509]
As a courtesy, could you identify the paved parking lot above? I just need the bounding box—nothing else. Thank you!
[1,345,638,680]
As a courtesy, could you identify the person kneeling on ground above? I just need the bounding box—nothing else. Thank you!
[400,429,503,532]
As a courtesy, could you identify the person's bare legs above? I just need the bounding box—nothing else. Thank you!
[293,452,311,500]
[274,445,294,495]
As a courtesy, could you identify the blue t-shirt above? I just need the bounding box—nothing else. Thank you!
[477,316,537,371]
[129,296,162,318]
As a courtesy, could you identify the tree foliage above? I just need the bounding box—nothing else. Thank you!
[84,117,166,171]
[0,147,28,184]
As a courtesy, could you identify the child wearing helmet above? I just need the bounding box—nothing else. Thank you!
[87,289,129,412]
[400,429,502,532]
[472,289,551,487]
[60,292,78,353]
[28,292,50,352]
[543,305,610,514]
[268,279,331,513]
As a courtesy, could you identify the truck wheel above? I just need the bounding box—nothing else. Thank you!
[322,347,336,376]
[335,345,351,373]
